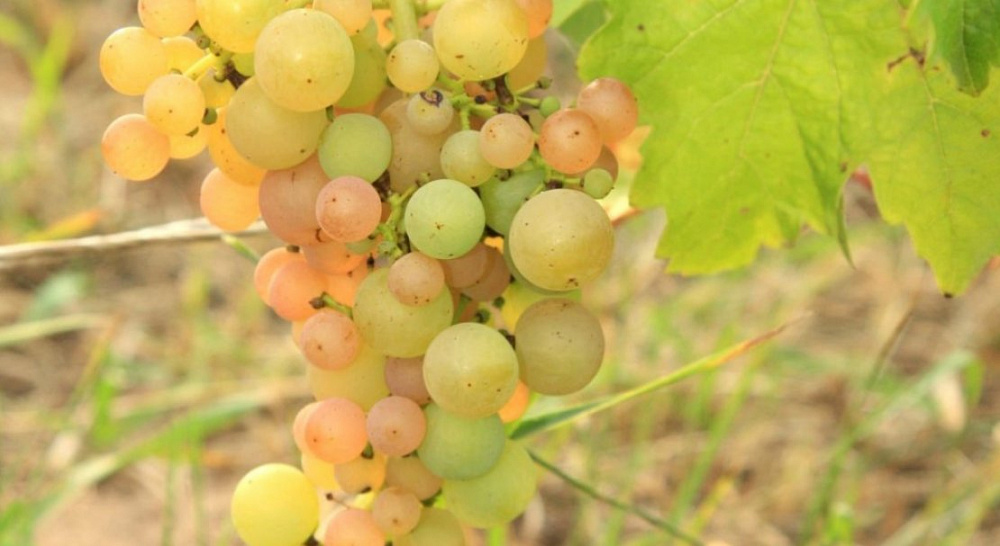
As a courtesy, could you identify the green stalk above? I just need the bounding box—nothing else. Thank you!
[389,0,420,42]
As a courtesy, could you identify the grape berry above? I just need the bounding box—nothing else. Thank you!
[99,0,638,544]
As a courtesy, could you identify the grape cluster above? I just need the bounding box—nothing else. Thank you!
[98,0,638,544]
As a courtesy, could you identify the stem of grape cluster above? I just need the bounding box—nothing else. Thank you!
[374,0,448,14]
[389,0,421,42]
[183,51,232,81]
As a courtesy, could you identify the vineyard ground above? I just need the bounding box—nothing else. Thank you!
[3,1,1000,545]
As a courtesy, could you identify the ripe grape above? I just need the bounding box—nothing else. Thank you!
[101,113,170,181]
[576,77,639,144]
[383,356,432,405]
[338,21,387,108]
[405,90,456,136]
[323,508,385,546]
[506,35,548,90]
[513,0,553,39]
[266,260,327,322]
[231,463,319,546]
[313,0,372,35]
[404,179,485,260]
[168,128,207,160]
[225,78,329,170]
[422,322,518,418]
[478,113,535,169]
[138,0,197,38]
[371,486,423,536]
[380,99,454,192]
[253,9,355,112]
[199,167,260,231]
[384,456,442,501]
[433,0,529,81]
[298,310,362,371]
[258,155,329,246]
[334,453,387,495]
[461,246,510,302]
[195,0,283,54]
[507,188,614,291]
[205,107,266,185]
[387,252,446,307]
[161,36,204,72]
[515,298,605,395]
[253,247,304,301]
[538,108,603,173]
[300,451,339,491]
[303,397,368,464]
[302,240,367,276]
[387,39,439,93]
[366,396,426,456]
[143,73,206,136]
[440,243,491,289]
[315,176,382,243]
[99,26,168,96]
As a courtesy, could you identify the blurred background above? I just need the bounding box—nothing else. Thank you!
[2,1,1000,545]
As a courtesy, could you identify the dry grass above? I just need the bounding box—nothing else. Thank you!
[2,1,1000,545]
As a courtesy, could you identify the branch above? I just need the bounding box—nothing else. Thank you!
[0,218,270,272]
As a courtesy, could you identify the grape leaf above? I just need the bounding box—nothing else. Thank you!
[578,0,1000,295]
[907,0,1000,95]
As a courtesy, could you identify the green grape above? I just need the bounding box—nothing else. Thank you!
[337,21,386,108]
[232,51,255,76]
[352,269,454,358]
[507,189,613,291]
[225,78,329,170]
[405,90,455,136]
[422,323,518,418]
[404,179,485,260]
[582,168,615,199]
[442,440,537,529]
[231,463,319,546]
[307,342,389,410]
[440,130,496,187]
[499,280,579,330]
[99,26,169,96]
[254,8,355,111]
[433,0,529,81]
[514,298,604,395]
[195,0,283,53]
[479,169,545,236]
[395,508,465,546]
[417,403,505,480]
[538,95,560,117]
[317,113,391,182]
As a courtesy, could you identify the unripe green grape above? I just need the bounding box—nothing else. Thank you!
[440,130,496,187]
[442,440,537,529]
[405,90,455,136]
[582,168,615,199]
[225,78,329,170]
[404,179,485,260]
[253,8,355,111]
[307,342,389,410]
[538,95,560,118]
[352,269,454,358]
[230,463,319,546]
[422,322,518,418]
[337,21,387,108]
[417,403,505,480]
[479,170,545,236]
[317,113,391,182]
[395,508,465,546]
[433,0,529,81]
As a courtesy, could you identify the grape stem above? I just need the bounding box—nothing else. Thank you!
[373,0,448,14]
[311,293,353,317]
[182,51,232,81]
[389,0,421,42]
[375,184,418,258]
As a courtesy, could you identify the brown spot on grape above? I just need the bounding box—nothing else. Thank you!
[982,129,991,137]
[637,24,646,31]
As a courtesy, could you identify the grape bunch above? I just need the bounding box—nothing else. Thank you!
[98,0,639,544]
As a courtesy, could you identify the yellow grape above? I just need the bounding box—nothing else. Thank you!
[225,78,329,170]
[254,9,355,112]
[198,70,236,108]
[195,0,283,53]
[162,36,205,72]
[301,451,340,491]
[323,508,385,546]
[307,342,389,410]
[384,456,442,501]
[371,487,423,536]
[143,73,206,136]
[231,463,319,546]
[433,0,528,81]
[138,0,197,38]
[205,107,266,185]
[99,27,169,96]
[333,453,386,494]
[168,127,207,159]
[387,39,439,93]
[313,0,372,35]
[101,114,170,182]
[199,168,260,232]
[506,35,547,90]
